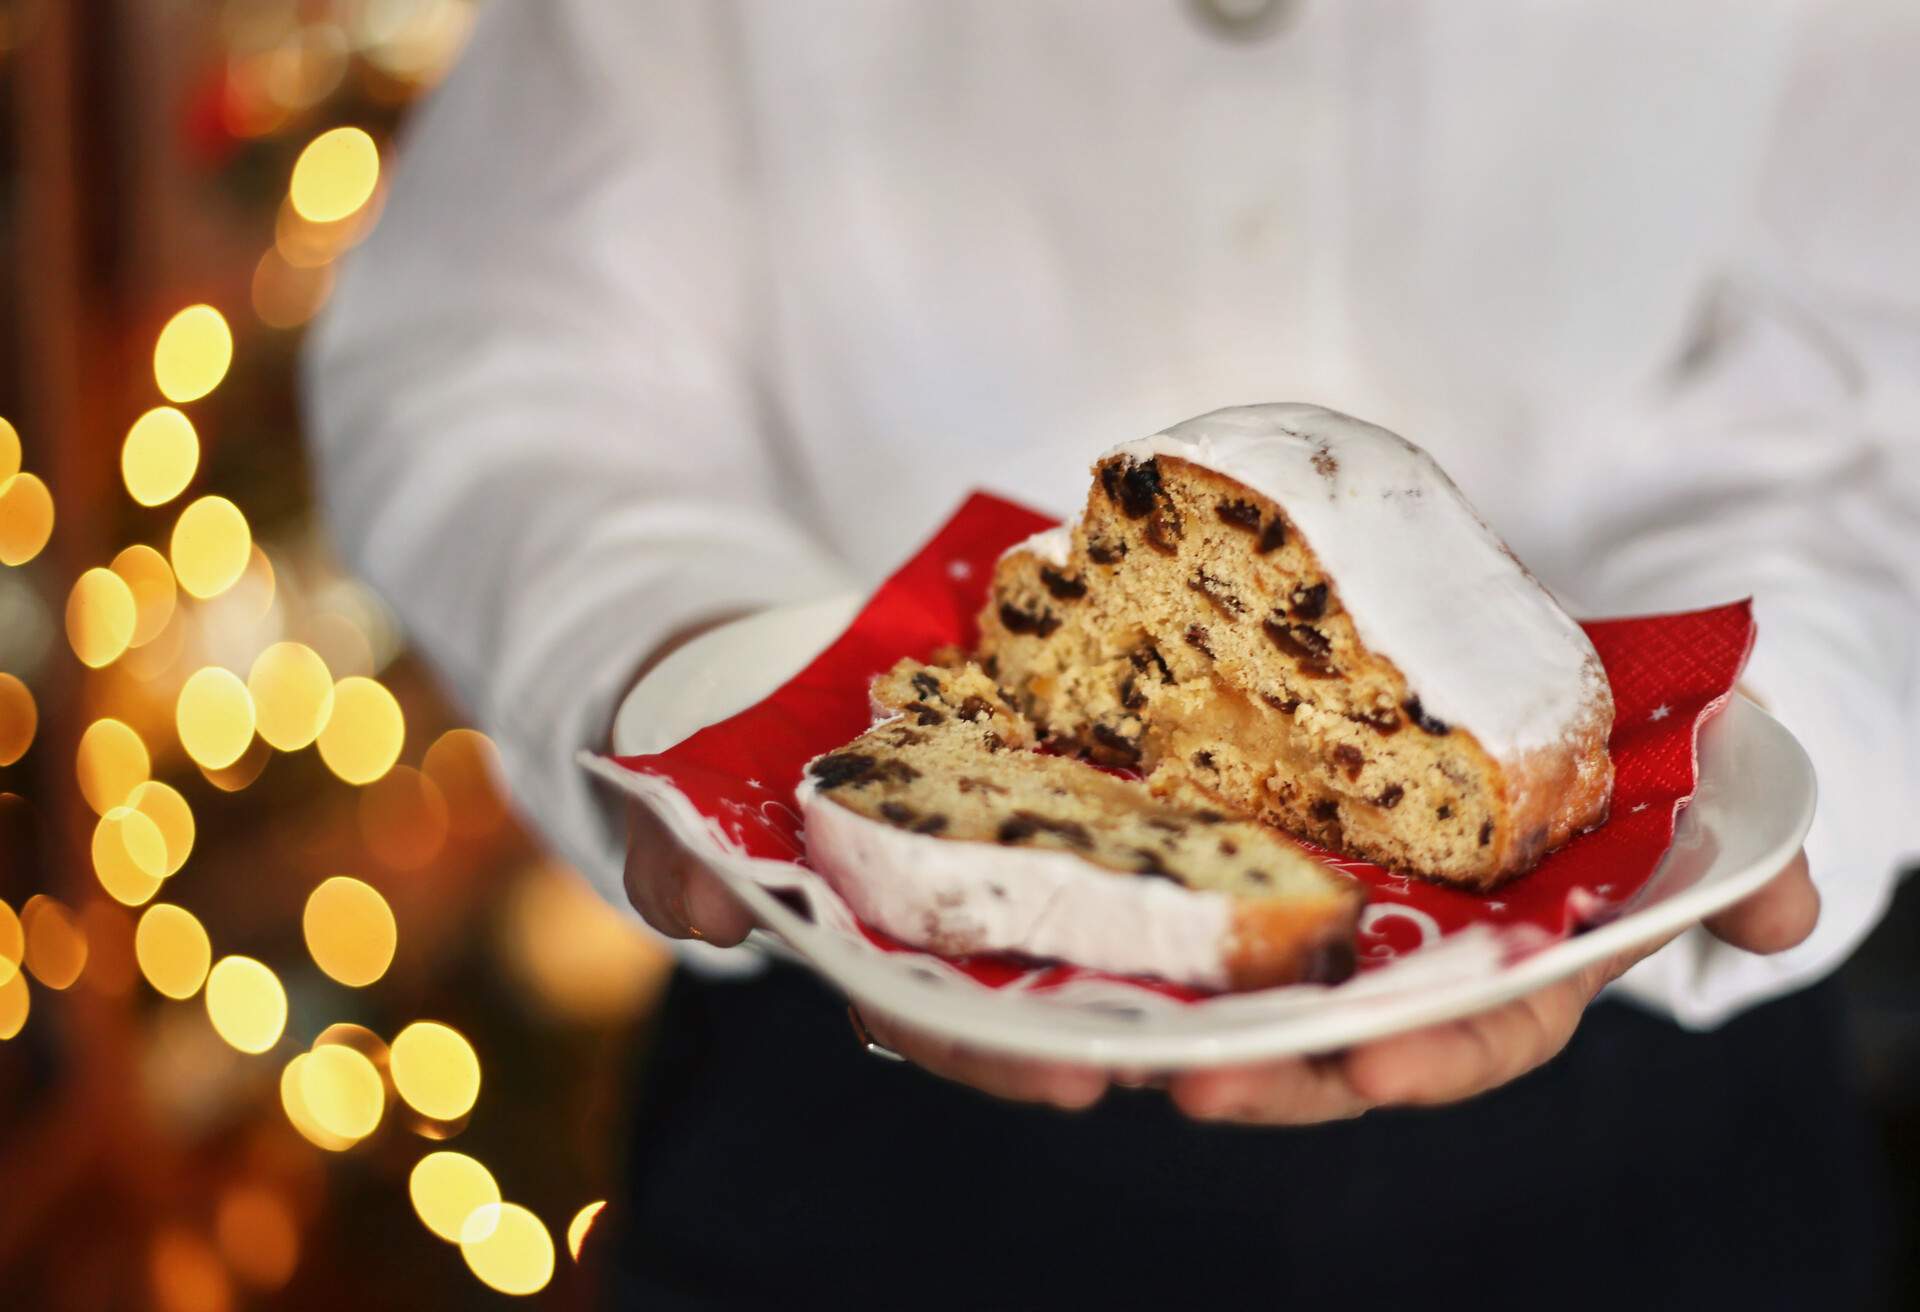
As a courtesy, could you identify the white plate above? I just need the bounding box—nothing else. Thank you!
[589,594,1815,1068]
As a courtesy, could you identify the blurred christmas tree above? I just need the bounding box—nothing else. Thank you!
[0,4,670,1305]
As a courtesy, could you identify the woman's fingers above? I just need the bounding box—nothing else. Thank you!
[1341,980,1586,1106]
[1704,849,1816,954]
[1169,1054,1372,1124]
[680,864,755,946]
[858,1009,1108,1110]
[624,802,753,945]
[1166,854,1818,1126]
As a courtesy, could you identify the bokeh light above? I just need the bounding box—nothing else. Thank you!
[0,414,16,478]
[0,672,35,765]
[274,191,376,269]
[0,471,55,566]
[0,966,26,1040]
[289,126,380,222]
[252,245,335,329]
[22,895,88,990]
[204,955,287,1054]
[248,640,335,750]
[423,727,508,838]
[93,806,168,907]
[148,1226,233,1312]
[302,875,396,987]
[316,676,403,784]
[122,601,187,682]
[265,21,350,111]
[129,779,195,876]
[65,566,138,668]
[122,406,200,506]
[136,903,213,1000]
[359,0,475,81]
[359,764,449,869]
[410,1151,500,1244]
[215,1184,300,1291]
[460,1202,555,1297]
[390,1021,480,1122]
[314,1020,391,1067]
[504,861,672,1023]
[153,304,233,403]
[177,666,256,769]
[0,897,21,986]
[280,1053,359,1152]
[300,1042,386,1140]
[305,610,375,679]
[567,1201,605,1261]
[77,717,150,814]
[111,544,179,647]
[170,496,253,599]
[228,544,279,626]
[201,734,273,792]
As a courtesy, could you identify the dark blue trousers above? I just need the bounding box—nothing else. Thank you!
[597,963,1890,1310]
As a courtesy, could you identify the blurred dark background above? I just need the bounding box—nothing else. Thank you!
[0,2,1913,1307]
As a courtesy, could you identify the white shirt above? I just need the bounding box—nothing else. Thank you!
[305,0,1920,1026]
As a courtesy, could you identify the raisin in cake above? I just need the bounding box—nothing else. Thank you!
[798,660,1362,990]
[979,403,1613,891]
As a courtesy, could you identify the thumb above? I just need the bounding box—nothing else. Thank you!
[1703,849,1817,955]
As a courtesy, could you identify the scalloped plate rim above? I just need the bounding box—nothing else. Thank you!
[596,593,1815,1067]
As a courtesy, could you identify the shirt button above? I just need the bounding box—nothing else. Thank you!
[1185,0,1299,42]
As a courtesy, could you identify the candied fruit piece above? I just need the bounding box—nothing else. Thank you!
[1039,567,1087,600]
[1115,458,1165,519]
[1215,499,1263,531]
[1404,695,1451,736]
[1089,723,1143,766]
[1144,508,1184,555]
[809,753,876,790]
[997,602,1060,638]
[903,700,946,726]
[1188,568,1247,618]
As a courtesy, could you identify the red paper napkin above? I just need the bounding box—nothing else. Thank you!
[609,492,1755,992]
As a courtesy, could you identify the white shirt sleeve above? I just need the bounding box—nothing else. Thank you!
[1571,16,1920,1025]
[301,0,854,920]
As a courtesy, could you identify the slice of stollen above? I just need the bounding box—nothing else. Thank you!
[798,660,1362,991]
[979,403,1615,890]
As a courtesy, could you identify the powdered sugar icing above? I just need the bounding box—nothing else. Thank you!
[1109,404,1605,758]
[798,774,1234,989]
[1003,523,1072,567]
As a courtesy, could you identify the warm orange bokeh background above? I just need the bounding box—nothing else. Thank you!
[0,3,672,1306]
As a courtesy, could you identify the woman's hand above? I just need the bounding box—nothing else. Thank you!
[852,851,1816,1119]
[624,800,755,946]
[1166,850,1817,1123]
[619,615,757,947]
